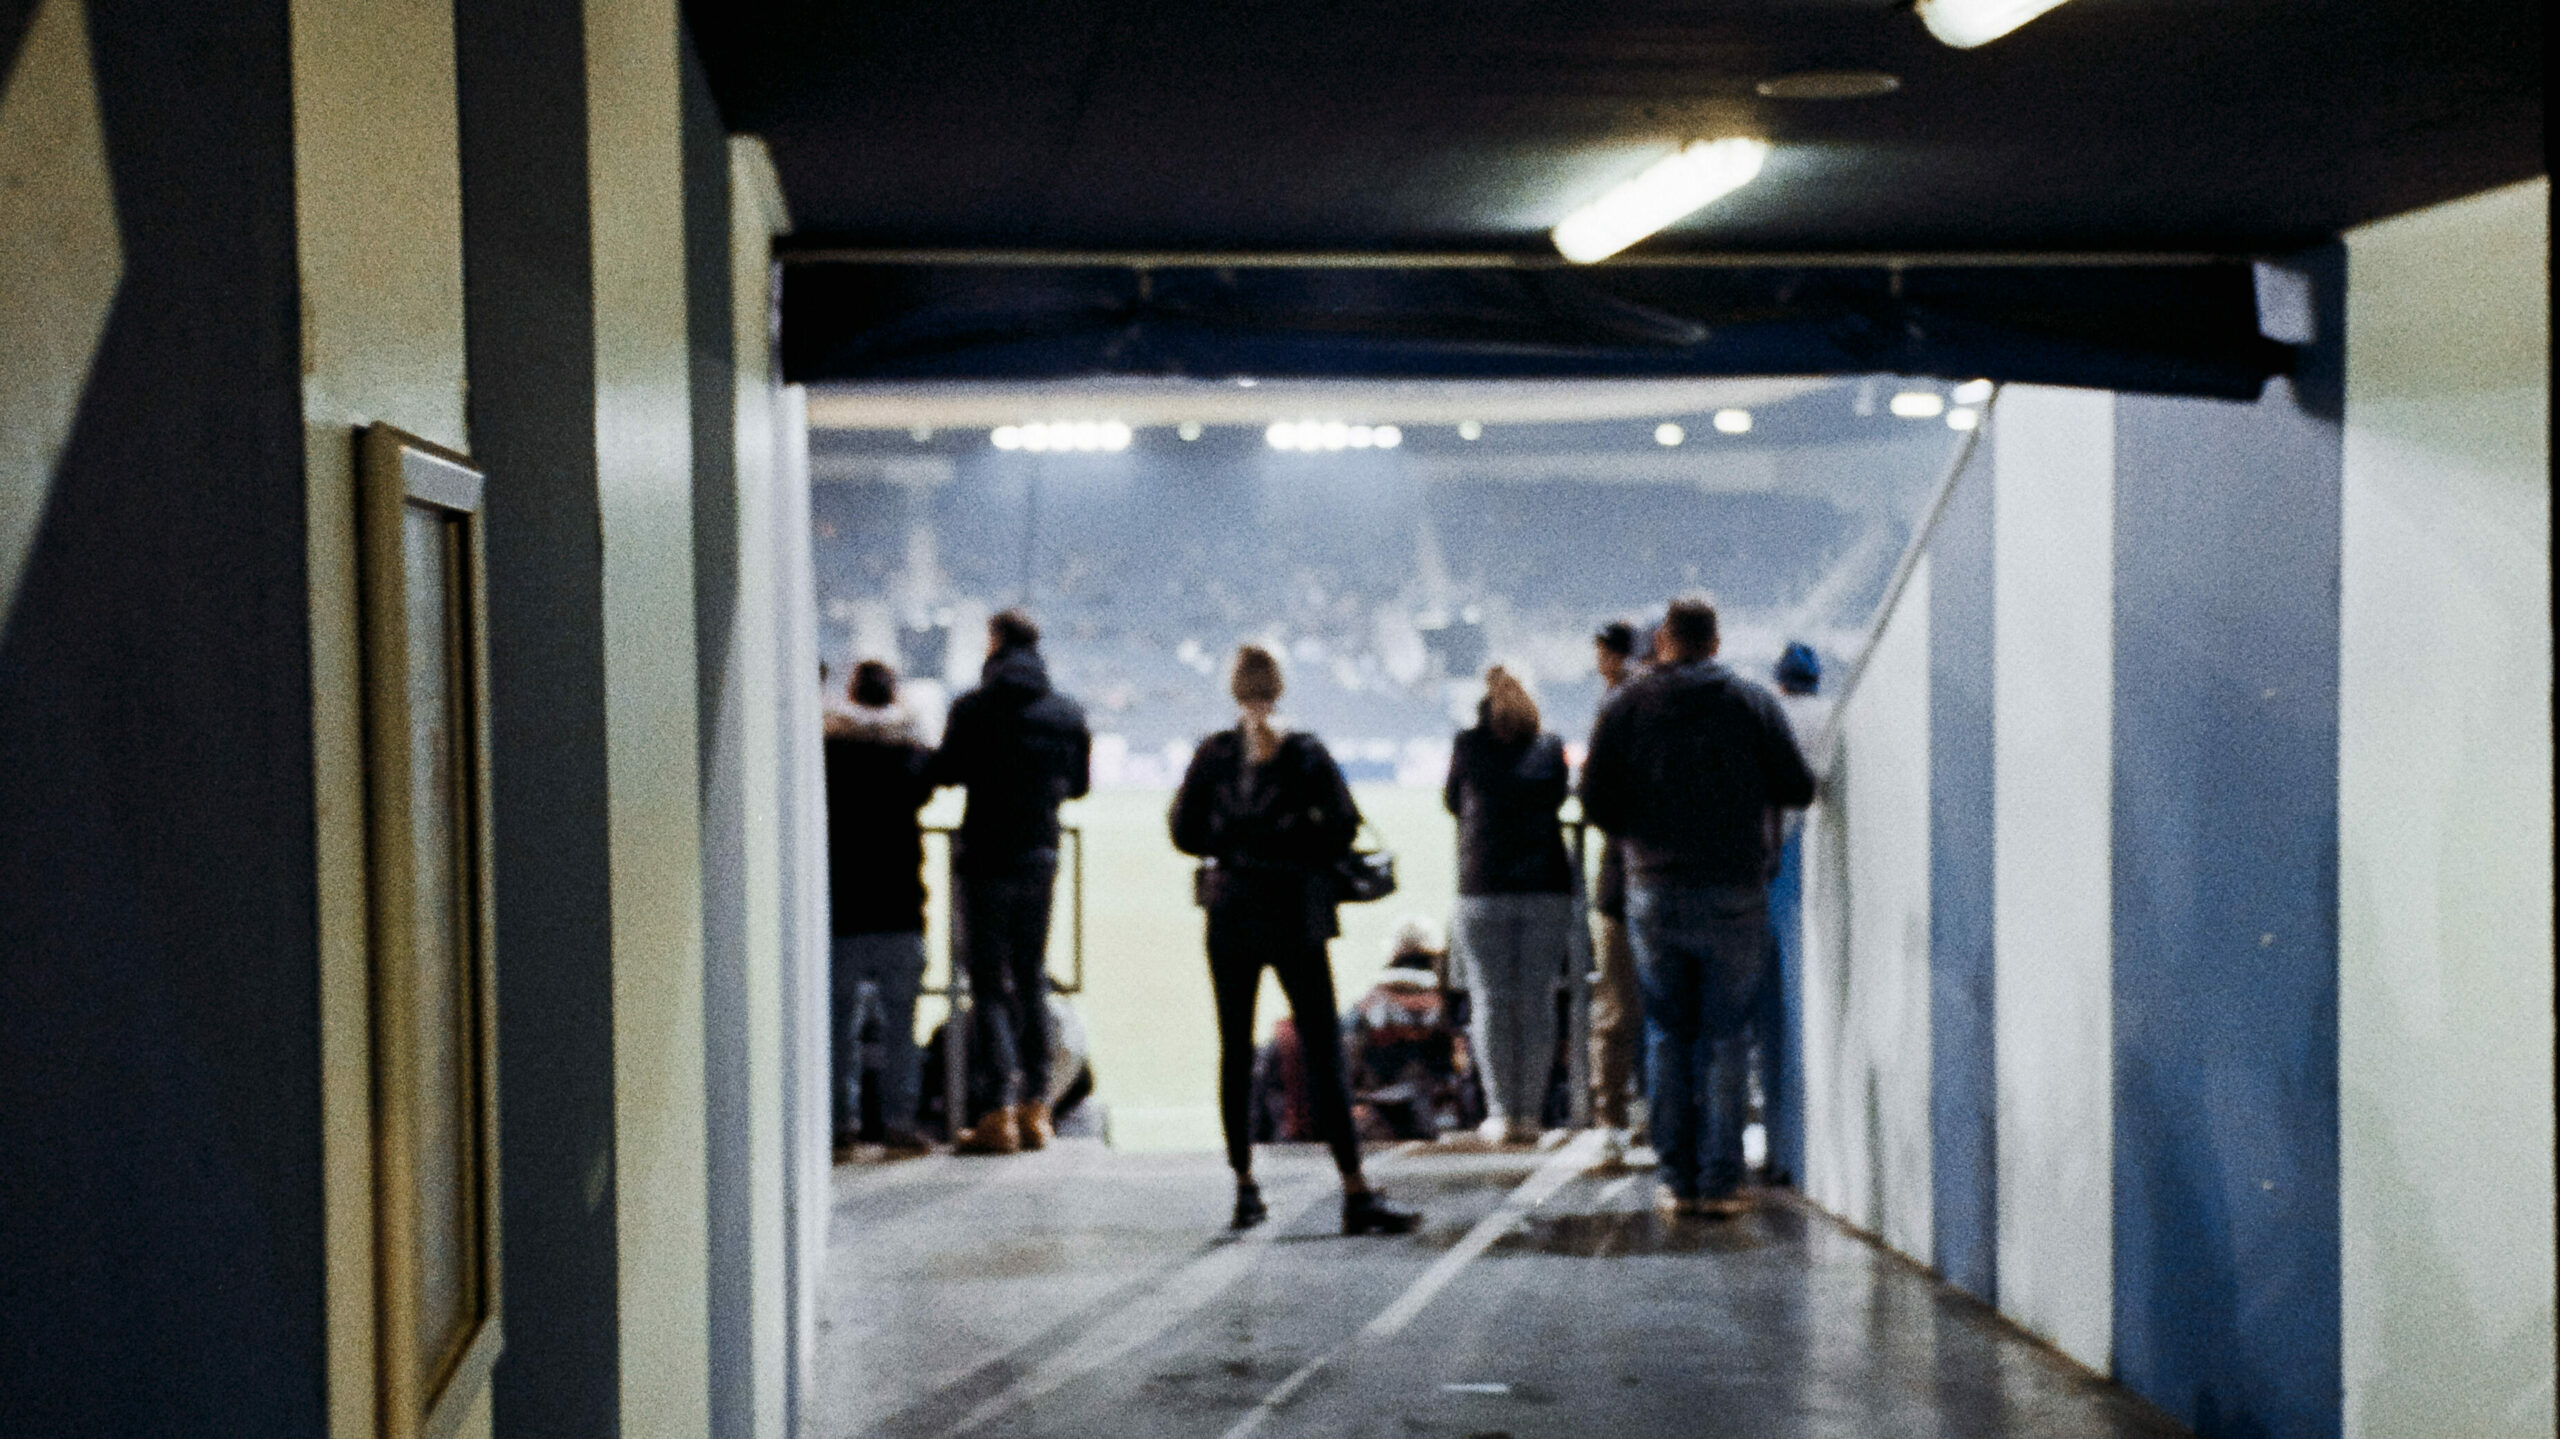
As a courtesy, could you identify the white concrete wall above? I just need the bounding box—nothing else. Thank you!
[700,136,793,1439]
[588,0,711,1432]
[1800,559,1935,1259]
[2339,178,2555,1439]
[1991,385,2115,1372]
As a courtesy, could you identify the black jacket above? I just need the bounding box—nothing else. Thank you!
[1169,729,1361,942]
[1580,659,1816,888]
[1444,724,1574,896]
[823,717,935,936]
[925,645,1091,873]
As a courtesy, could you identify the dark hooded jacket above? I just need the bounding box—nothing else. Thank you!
[1443,720,1574,896]
[925,644,1091,873]
[1580,658,1816,888]
[822,709,934,936]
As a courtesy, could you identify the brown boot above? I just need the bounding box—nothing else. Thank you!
[1016,1101,1054,1151]
[952,1107,1021,1155]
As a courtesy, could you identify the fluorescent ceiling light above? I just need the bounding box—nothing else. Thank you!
[1889,391,1945,419]
[1177,420,1203,441]
[1655,423,1685,447]
[1712,409,1752,434]
[991,421,1131,452]
[1266,420,1401,452]
[1915,0,2075,49]
[1552,138,1771,264]
[1457,420,1482,441]
[1946,407,1980,431]
[1951,378,1995,405]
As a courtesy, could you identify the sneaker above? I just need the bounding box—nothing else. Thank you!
[1475,1115,1511,1146]
[1231,1180,1268,1231]
[1016,1101,1054,1151]
[1342,1189,1421,1237]
[1700,1194,1754,1221]
[878,1127,931,1157]
[951,1108,1021,1155]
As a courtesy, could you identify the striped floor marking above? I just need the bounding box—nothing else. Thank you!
[1218,1131,1604,1439]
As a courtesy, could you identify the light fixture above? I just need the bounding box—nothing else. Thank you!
[1914,0,2075,48]
[1457,420,1482,441]
[1265,420,1402,452]
[1754,71,1900,101]
[1552,138,1772,264]
[1888,391,1945,419]
[1177,421,1203,441]
[1655,422,1685,447]
[990,421,1131,453]
[1951,378,1994,405]
[909,425,934,442]
[1947,408,1980,431]
[1713,409,1752,434]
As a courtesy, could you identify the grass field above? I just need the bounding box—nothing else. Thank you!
[914,784,1461,1152]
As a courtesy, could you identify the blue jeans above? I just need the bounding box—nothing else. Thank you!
[1626,883,1769,1200]
[833,932,927,1141]
[1454,893,1576,1125]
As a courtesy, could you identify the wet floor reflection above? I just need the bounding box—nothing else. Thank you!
[814,1144,2188,1439]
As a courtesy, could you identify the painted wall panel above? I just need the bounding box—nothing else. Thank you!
[2112,253,2343,1436]
[0,1,321,1430]
[588,0,711,1431]
[454,1,627,1433]
[1927,435,1998,1304]
[1992,385,2114,1372]
[1801,560,1934,1259]
[2340,179,2555,1439]
[285,0,477,1429]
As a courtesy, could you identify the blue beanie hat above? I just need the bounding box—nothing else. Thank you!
[1775,642,1822,696]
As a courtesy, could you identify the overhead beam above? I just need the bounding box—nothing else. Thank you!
[775,247,2248,270]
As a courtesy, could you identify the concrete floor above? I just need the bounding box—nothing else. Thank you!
[809,1137,2188,1439]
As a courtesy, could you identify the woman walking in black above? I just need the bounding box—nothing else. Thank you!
[1171,645,1422,1236]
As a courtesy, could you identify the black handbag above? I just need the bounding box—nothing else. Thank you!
[1332,824,1398,904]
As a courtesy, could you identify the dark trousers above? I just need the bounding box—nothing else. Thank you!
[957,851,1058,1110]
[1209,924,1362,1179]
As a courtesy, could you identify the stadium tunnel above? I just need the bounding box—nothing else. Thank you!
[0,2,2547,1439]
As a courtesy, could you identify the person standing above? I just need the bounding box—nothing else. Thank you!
[822,661,936,1155]
[1584,621,1644,1165]
[1445,665,1576,1147]
[1171,645,1420,1236]
[1581,595,1815,1217]
[926,609,1092,1155]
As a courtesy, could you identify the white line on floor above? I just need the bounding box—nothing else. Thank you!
[1216,1132,1603,1439]
[942,1176,1336,1435]
[1361,1130,1601,1339]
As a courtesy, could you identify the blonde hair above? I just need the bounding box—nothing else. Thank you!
[1229,644,1285,706]
[1482,664,1541,742]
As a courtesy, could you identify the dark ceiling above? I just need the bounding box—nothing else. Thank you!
[691,0,2540,253]
[687,0,2542,389]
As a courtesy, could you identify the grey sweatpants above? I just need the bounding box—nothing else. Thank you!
[1454,893,1576,1125]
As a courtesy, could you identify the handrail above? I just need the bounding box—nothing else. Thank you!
[916,822,1085,998]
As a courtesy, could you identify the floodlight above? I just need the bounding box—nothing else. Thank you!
[1915,0,2075,48]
